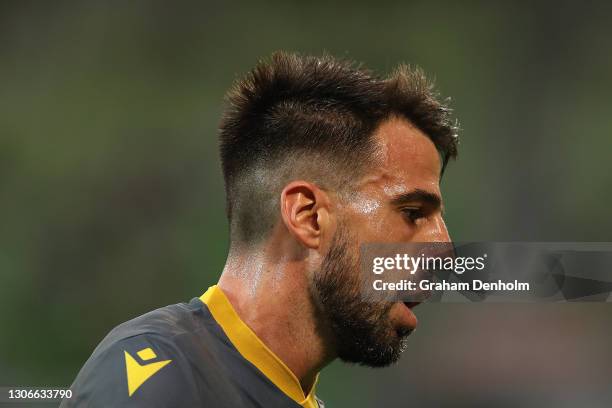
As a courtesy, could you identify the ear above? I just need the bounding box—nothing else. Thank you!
[280,181,333,250]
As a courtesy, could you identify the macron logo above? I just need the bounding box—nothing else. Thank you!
[124,347,172,396]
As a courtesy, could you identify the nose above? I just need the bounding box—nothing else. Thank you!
[433,215,451,242]
[419,214,451,243]
[408,215,451,302]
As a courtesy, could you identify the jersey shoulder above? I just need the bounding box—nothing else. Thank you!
[63,300,208,407]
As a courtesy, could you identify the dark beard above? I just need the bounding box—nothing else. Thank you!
[312,225,410,367]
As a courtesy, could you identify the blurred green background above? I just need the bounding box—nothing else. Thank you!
[1,1,612,406]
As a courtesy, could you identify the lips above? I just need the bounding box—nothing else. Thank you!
[395,301,419,332]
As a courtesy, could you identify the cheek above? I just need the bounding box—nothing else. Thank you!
[346,199,409,242]
[346,198,384,238]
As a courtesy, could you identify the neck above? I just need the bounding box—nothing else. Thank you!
[217,240,334,394]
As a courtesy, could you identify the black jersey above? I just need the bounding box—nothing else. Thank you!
[62,286,323,408]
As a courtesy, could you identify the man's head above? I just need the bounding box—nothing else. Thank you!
[219,52,458,367]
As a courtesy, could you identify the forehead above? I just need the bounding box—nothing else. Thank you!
[360,116,442,195]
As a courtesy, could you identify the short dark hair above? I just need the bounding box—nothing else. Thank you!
[219,51,458,243]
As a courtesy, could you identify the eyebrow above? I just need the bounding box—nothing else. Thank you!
[390,189,442,210]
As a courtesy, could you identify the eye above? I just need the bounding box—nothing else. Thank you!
[401,207,426,223]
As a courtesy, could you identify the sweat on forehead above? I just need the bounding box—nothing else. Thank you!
[358,117,443,196]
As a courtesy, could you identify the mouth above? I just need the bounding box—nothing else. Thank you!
[394,301,420,333]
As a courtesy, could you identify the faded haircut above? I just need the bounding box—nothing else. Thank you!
[219,51,458,243]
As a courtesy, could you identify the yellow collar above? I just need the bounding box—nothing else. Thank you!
[200,285,320,408]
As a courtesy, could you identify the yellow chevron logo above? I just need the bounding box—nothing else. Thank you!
[124,348,172,396]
